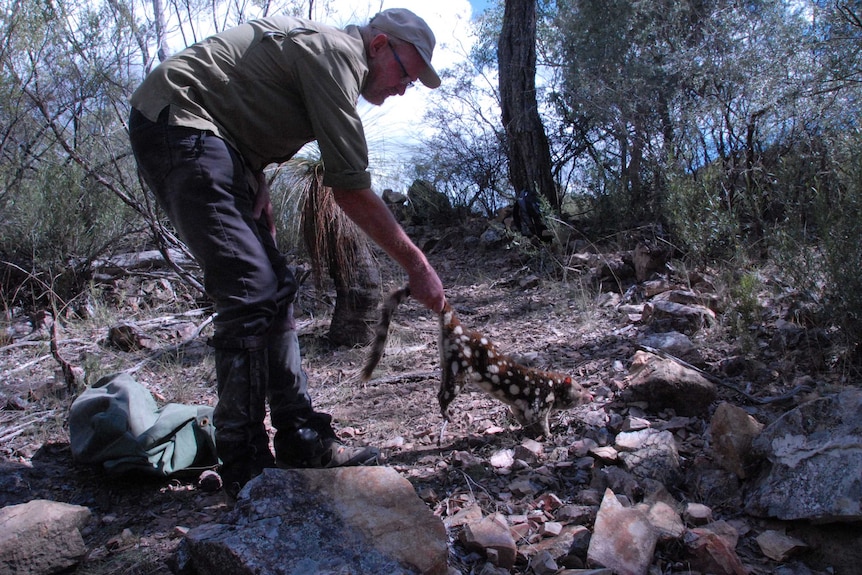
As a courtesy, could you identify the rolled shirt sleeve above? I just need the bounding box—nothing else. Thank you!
[285,27,372,190]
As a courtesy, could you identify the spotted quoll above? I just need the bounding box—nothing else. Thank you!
[361,285,592,437]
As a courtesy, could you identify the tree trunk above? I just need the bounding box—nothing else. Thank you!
[300,173,379,347]
[328,240,380,348]
[151,0,170,62]
[498,0,558,210]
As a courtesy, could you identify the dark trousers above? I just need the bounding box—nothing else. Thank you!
[128,108,296,339]
[128,108,323,478]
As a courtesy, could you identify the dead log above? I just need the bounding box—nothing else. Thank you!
[90,249,196,281]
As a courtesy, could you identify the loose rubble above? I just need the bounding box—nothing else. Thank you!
[2,231,861,574]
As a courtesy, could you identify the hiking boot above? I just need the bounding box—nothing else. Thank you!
[276,426,379,469]
[309,438,380,468]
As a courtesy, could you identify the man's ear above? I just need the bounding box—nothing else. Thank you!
[368,33,388,58]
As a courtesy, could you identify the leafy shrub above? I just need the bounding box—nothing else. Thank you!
[818,138,862,342]
[725,269,763,351]
[0,161,134,307]
[663,163,744,263]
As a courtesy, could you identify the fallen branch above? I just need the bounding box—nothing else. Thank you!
[4,354,52,375]
[0,338,92,353]
[126,313,215,374]
[133,308,210,328]
[0,410,58,444]
[0,340,50,352]
[357,370,439,387]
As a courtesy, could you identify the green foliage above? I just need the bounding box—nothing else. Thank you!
[663,162,742,262]
[412,10,510,218]
[538,0,862,250]
[0,163,131,264]
[726,269,762,350]
[817,135,862,341]
[548,0,692,223]
[0,0,147,306]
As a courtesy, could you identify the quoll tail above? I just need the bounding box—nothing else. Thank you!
[360,285,411,381]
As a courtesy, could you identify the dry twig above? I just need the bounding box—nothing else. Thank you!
[126,313,215,374]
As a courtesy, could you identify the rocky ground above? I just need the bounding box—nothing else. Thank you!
[1,219,860,574]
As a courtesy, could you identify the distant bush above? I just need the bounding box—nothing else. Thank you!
[0,162,136,307]
[664,162,743,263]
[662,128,862,356]
[818,134,862,342]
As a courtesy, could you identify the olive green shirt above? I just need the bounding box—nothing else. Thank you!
[130,16,372,189]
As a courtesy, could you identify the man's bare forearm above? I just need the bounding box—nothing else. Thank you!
[332,187,445,312]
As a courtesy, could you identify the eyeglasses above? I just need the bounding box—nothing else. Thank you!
[388,41,414,89]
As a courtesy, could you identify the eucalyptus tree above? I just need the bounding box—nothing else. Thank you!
[547,2,837,234]
[498,0,558,210]
[547,0,712,226]
[656,0,862,260]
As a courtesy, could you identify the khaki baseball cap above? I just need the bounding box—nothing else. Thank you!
[369,8,441,89]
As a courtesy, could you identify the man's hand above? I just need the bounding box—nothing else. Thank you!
[253,172,276,241]
[407,269,446,313]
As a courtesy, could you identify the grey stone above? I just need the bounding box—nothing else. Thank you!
[745,389,862,522]
[407,179,452,225]
[642,300,716,331]
[177,467,448,575]
[637,331,698,361]
[615,428,681,485]
[623,350,716,416]
[0,499,91,575]
[709,402,764,479]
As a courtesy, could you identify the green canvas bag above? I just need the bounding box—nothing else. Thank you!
[69,372,218,477]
